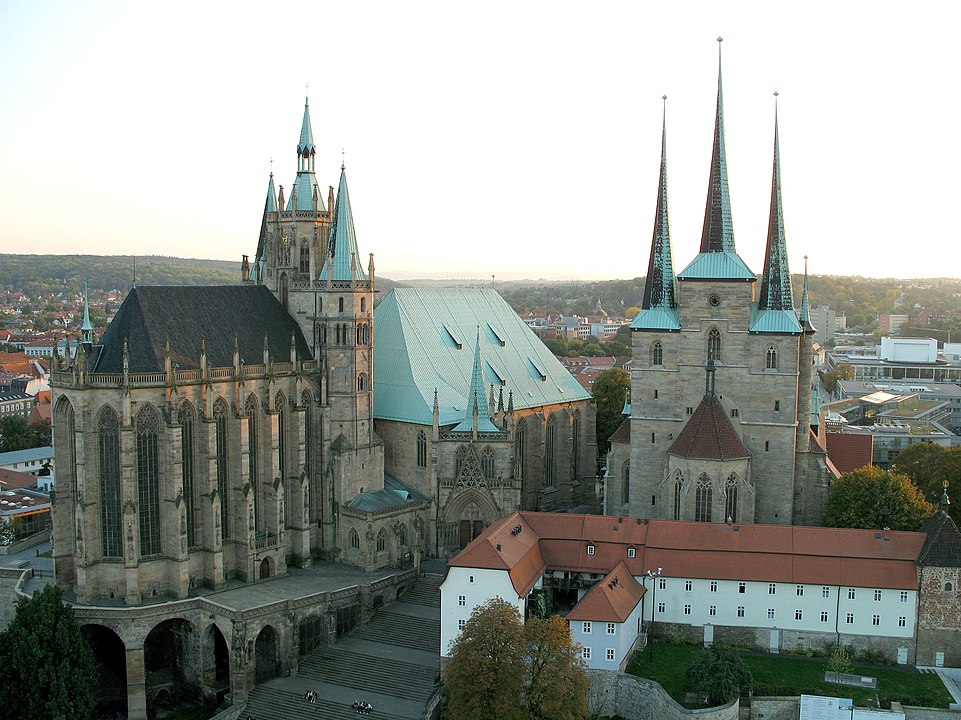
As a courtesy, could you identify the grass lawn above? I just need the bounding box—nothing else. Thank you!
[38,549,52,558]
[627,641,953,710]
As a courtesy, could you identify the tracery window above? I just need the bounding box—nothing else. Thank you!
[707,327,721,362]
[299,243,310,274]
[622,461,630,504]
[55,398,77,498]
[651,341,663,366]
[695,474,713,523]
[545,416,556,488]
[416,430,427,468]
[399,523,408,547]
[246,395,260,530]
[276,392,288,483]
[98,406,122,558]
[357,373,368,391]
[481,446,495,480]
[515,421,526,480]
[136,405,161,556]
[349,528,360,549]
[178,402,197,548]
[302,391,313,482]
[214,399,229,538]
[766,345,778,370]
[673,472,683,521]
[377,528,387,553]
[572,411,581,478]
[454,445,468,477]
[724,473,738,523]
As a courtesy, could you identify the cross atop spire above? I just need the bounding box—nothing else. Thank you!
[758,93,794,311]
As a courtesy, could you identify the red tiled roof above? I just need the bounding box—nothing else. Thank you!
[0,468,37,490]
[669,395,750,460]
[450,512,927,591]
[609,417,630,444]
[566,561,645,622]
[825,431,874,474]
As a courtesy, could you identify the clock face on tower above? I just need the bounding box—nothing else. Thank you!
[709,293,721,308]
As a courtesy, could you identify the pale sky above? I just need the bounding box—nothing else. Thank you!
[1,2,958,281]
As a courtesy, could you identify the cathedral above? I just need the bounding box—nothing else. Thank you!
[49,99,595,605]
[607,46,836,526]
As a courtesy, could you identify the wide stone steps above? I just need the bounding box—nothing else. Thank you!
[241,685,410,720]
[297,648,437,702]
[399,574,442,607]
[351,610,440,652]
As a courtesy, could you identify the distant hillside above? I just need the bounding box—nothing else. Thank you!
[0,254,403,300]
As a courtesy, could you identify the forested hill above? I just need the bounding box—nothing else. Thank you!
[0,254,403,298]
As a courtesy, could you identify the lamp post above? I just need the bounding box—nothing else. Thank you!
[646,567,662,660]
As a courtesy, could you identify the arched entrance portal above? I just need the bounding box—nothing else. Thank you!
[144,618,199,716]
[82,624,127,719]
[459,502,485,550]
[260,557,272,579]
[203,624,230,705]
[255,625,280,683]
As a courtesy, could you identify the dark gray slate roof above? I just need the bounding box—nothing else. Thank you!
[917,511,961,567]
[348,473,429,512]
[92,286,312,373]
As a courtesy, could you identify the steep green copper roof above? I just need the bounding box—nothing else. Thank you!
[81,281,93,333]
[749,306,802,334]
[630,306,680,331]
[453,327,500,433]
[641,98,678,315]
[678,251,755,281]
[298,98,315,156]
[266,172,277,213]
[319,167,367,281]
[254,175,275,269]
[700,39,736,256]
[374,288,590,426]
[286,172,325,212]
[799,257,815,334]
[757,102,794,312]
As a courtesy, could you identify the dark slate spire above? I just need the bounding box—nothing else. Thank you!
[253,173,275,281]
[799,255,815,334]
[699,38,735,254]
[758,95,794,311]
[642,96,677,311]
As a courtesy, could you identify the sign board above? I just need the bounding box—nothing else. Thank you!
[799,695,904,720]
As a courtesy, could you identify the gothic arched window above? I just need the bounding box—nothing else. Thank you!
[516,420,527,485]
[766,345,778,370]
[572,411,581,479]
[545,416,556,488]
[707,327,721,362]
[302,390,313,482]
[178,401,197,548]
[349,528,360,549]
[673,472,684,521]
[481,446,495,480]
[399,523,408,547]
[416,430,427,468]
[454,445,468,477]
[54,398,77,498]
[246,395,260,530]
[214,399,229,538]
[651,341,663,367]
[136,405,161,556]
[695,474,713,523]
[338,297,345,314]
[725,473,739,523]
[357,373,368,392]
[98,406,122,558]
[377,528,387,553]
[622,461,630,504]
[360,297,367,313]
[275,392,288,483]
[299,244,310,274]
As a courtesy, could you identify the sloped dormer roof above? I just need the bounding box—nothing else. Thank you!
[669,395,750,460]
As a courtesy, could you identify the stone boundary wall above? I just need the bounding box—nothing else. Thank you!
[587,669,739,720]
[0,528,50,556]
[749,697,799,720]
[0,565,28,629]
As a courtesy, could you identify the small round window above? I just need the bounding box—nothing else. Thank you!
[709,293,721,307]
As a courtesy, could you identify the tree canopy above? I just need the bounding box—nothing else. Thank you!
[592,367,631,459]
[821,466,936,531]
[0,585,98,720]
[0,416,50,453]
[820,363,854,396]
[444,598,589,720]
[891,443,961,519]
[687,644,753,706]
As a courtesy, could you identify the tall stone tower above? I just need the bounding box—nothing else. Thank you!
[245,99,381,551]
[623,42,831,526]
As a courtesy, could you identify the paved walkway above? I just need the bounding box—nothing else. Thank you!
[242,572,443,720]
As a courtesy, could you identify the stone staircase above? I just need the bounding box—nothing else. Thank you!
[241,572,444,720]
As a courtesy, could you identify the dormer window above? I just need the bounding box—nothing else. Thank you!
[587,544,595,556]
[627,547,636,558]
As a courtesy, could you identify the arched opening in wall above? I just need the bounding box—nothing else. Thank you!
[280,273,289,310]
[673,472,684,521]
[299,243,310,274]
[416,430,427,468]
[144,618,199,716]
[695,474,713,523]
[81,624,127,719]
[724,473,739,523]
[622,461,630,505]
[651,340,663,367]
[516,419,527,505]
[245,394,261,532]
[707,327,721,363]
[136,404,162,556]
[766,345,778,370]
[98,406,122,558]
[459,502,484,550]
[254,625,280,683]
[203,624,230,705]
[299,615,326,657]
[260,556,273,579]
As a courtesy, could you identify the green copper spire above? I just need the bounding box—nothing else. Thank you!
[287,99,325,213]
[319,165,367,282]
[265,172,277,213]
[632,96,681,332]
[81,280,93,346]
[453,327,499,433]
[799,255,815,334]
[699,38,735,254]
[297,98,315,158]
[758,95,794,311]
[253,174,275,281]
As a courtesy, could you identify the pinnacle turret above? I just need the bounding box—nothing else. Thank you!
[453,328,499,433]
[287,99,325,212]
[81,281,93,347]
[319,166,367,282]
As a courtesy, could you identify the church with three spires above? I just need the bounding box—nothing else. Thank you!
[607,42,837,526]
[49,99,596,605]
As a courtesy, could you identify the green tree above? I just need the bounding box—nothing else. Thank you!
[444,599,589,720]
[524,615,589,720]
[0,585,98,720]
[0,415,31,452]
[821,466,936,531]
[891,443,961,518]
[827,646,853,681]
[29,419,52,448]
[445,598,527,720]
[592,367,631,458]
[820,363,855,395]
[686,644,753,705]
